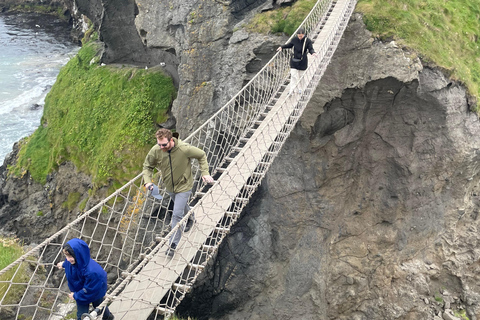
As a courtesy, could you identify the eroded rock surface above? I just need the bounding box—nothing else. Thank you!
[1,3,480,320]
[134,0,284,135]
[0,142,110,242]
[179,13,480,320]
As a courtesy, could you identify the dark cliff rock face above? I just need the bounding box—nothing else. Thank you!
[0,142,109,243]
[178,14,480,320]
[126,0,283,135]
[64,0,282,133]
[69,0,181,86]
[2,3,480,320]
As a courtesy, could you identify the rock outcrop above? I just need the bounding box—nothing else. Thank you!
[61,0,285,134]
[0,141,111,242]
[133,0,284,135]
[178,13,480,320]
[2,2,480,320]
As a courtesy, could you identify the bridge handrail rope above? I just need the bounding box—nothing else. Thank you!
[0,0,357,319]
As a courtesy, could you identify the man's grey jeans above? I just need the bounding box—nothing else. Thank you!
[167,190,193,246]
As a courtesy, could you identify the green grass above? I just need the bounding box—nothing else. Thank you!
[249,0,479,106]
[247,0,316,35]
[9,4,66,19]
[0,239,28,305]
[454,310,470,320]
[356,0,480,107]
[0,240,23,270]
[455,310,470,320]
[170,316,196,320]
[62,192,82,211]
[11,40,176,187]
[78,198,88,211]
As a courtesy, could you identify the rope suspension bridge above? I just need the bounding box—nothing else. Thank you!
[0,0,356,318]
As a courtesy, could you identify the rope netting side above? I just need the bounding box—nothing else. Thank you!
[0,174,169,319]
[0,0,356,318]
[132,0,358,318]
[98,0,356,318]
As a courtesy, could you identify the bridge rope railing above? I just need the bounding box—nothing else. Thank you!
[0,0,356,319]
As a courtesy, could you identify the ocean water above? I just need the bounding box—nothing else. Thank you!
[0,13,79,164]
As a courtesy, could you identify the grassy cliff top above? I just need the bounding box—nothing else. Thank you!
[357,0,479,106]
[10,40,176,186]
[250,0,479,105]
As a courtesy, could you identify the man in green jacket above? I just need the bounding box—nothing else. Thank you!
[143,128,214,257]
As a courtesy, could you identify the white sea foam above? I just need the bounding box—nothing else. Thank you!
[0,13,79,163]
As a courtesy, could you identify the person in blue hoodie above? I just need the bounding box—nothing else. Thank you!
[57,238,114,320]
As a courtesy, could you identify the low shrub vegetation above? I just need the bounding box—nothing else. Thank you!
[455,309,470,320]
[247,0,316,35]
[62,192,81,211]
[0,239,23,270]
[8,4,66,20]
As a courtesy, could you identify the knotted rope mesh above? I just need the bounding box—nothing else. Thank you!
[0,0,356,318]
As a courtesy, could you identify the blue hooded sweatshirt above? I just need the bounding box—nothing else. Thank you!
[63,238,108,304]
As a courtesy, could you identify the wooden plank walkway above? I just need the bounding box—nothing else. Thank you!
[108,0,352,318]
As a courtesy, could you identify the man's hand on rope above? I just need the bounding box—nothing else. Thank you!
[144,182,154,190]
[202,175,215,184]
[56,261,64,269]
[68,292,74,300]
[276,46,282,52]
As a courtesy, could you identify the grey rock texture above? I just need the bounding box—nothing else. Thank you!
[70,0,182,84]
[178,13,480,320]
[1,3,480,320]
[134,0,284,136]
[0,142,110,242]
[66,0,284,134]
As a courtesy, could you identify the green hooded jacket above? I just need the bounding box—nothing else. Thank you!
[142,138,210,193]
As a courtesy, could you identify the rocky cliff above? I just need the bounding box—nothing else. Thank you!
[0,0,284,242]
[178,13,480,320]
[70,0,285,134]
[132,0,286,135]
[1,2,480,320]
